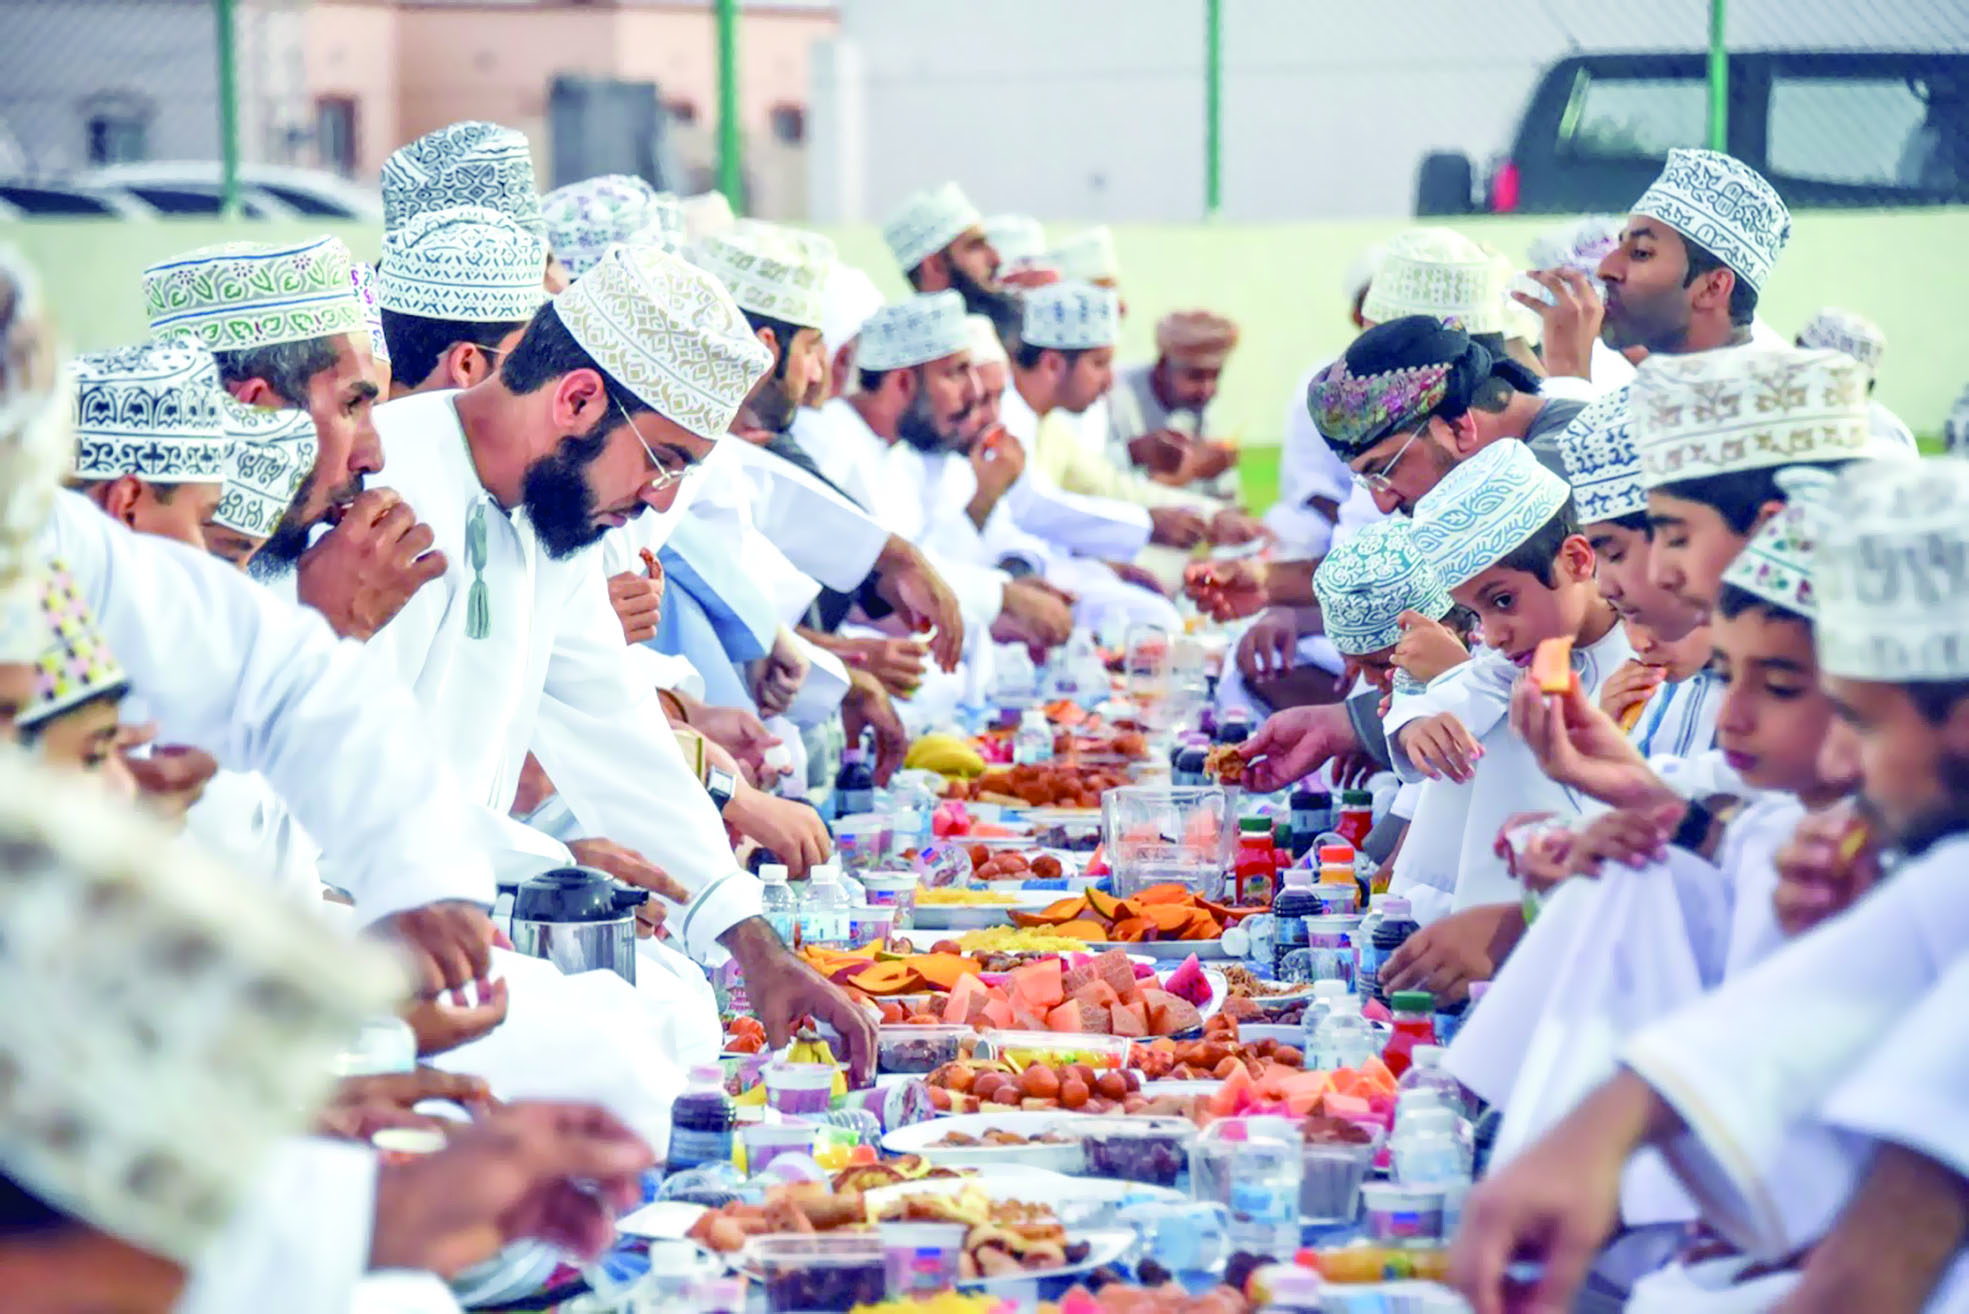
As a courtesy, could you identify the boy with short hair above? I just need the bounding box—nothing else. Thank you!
[1382,437,1631,912]
[13,561,132,782]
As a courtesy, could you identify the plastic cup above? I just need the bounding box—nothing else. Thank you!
[833,814,892,875]
[846,902,897,949]
[763,1062,835,1117]
[741,1122,817,1175]
[859,872,919,928]
[1300,1141,1375,1222]
[879,1221,968,1296]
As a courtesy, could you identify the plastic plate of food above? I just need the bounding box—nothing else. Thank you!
[882,1111,1087,1173]
[1089,936,1232,961]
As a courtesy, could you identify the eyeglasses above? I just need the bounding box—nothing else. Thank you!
[615,397,695,494]
[1351,421,1428,493]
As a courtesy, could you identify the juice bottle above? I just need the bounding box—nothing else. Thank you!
[1314,843,1361,915]
[1288,784,1331,859]
[1362,896,1420,1004]
[1270,867,1319,980]
[833,745,875,818]
[1234,817,1277,906]
[1382,990,1438,1077]
[1334,789,1375,849]
[665,1064,736,1172]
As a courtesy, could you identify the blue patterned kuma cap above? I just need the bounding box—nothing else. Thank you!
[542,175,685,279]
[882,182,981,273]
[378,205,548,324]
[69,343,231,484]
[213,401,317,539]
[1632,148,1790,293]
[1410,438,1571,589]
[1556,386,1642,524]
[382,120,544,237]
[1022,280,1119,351]
[1796,306,1885,380]
[1313,519,1454,656]
[857,291,969,373]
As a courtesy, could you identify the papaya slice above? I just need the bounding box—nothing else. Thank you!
[1050,918,1110,943]
[1108,916,1154,942]
[1084,887,1124,922]
[1143,904,1199,934]
[848,961,925,995]
[1187,914,1224,939]
[910,953,984,992]
[1134,883,1196,905]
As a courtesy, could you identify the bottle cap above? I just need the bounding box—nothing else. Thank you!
[1292,785,1333,803]
[1239,816,1272,834]
[1317,844,1355,865]
[688,1063,726,1085]
[1391,989,1435,1012]
[1411,1044,1445,1068]
[841,746,865,764]
[1378,896,1411,918]
[1283,868,1312,889]
[810,863,841,885]
[1340,789,1374,807]
[760,864,790,883]
[1312,979,1349,998]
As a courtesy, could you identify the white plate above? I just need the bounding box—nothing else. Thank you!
[1235,1023,1309,1047]
[1090,937,1232,961]
[911,892,1061,931]
[1139,1078,1223,1098]
[884,1111,1087,1173]
[1021,807,1103,824]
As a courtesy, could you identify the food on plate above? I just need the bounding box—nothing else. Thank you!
[1218,965,1311,1000]
[962,847,1070,882]
[916,887,1023,906]
[1007,885,1264,943]
[954,927,1095,954]
[1303,1242,1451,1283]
[850,1296,1018,1314]
[939,947,1211,1037]
[946,763,1130,809]
[1045,1283,1254,1313]
[924,1057,1145,1115]
[1532,635,1574,694]
[722,1014,768,1054]
[877,1025,976,1074]
[932,1127,1076,1148]
[1203,743,1246,785]
[1128,1029,1305,1084]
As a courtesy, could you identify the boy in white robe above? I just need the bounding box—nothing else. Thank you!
[1382,437,1632,914]
[1450,456,1969,1314]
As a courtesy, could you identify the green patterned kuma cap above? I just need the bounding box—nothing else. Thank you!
[143,236,364,352]
[555,243,773,440]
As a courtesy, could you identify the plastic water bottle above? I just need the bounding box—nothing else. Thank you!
[1300,979,1352,1050]
[1391,1105,1474,1231]
[1395,1045,1469,1121]
[759,864,798,947]
[802,864,851,949]
[1307,993,1377,1071]
[1012,707,1055,765]
[1194,1121,1303,1261]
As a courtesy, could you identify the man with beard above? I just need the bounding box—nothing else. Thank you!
[803,290,1072,664]
[357,243,878,1080]
[1452,456,1969,1314]
[1108,309,1243,498]
[882,182,1020,333]
[142,237,442,642]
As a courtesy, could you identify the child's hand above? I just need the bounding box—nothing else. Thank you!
[1399,711,1481,783]
[1567,802,1686,877]
[1598,659,1665,727]
[1393,610,1469,685]
[1772,800,1880,937]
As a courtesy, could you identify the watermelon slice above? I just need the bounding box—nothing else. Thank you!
[1109,1000,1149,1037]
[942,973,991,1026]
[1093,948,1139,1000]
[1009,957,1066,1011]
[1164,953,1211,1008]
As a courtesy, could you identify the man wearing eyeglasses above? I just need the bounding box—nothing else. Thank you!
[355,242,883,1082]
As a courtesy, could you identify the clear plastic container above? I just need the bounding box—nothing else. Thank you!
[1076,1116,1198,1187]
[1013,707,1055,765]
[977,1029,1135,1071]
[740,1121,817,1175]
[759,864,798,947]
[1301,1139,1376,1223]
[799,865,851,949]
[1189,1117,1303,1260]
[749,1233,887,1313]
[876,1024,972,1075]
[1102,784,1232,900]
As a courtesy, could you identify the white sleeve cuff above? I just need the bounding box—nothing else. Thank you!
[678,867,767,963]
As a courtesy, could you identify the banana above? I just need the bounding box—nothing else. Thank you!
[905,733,986,778]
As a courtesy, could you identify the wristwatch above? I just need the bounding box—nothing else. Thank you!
[706,765,737,814]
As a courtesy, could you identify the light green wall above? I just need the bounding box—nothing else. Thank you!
[9,208,1966,480]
